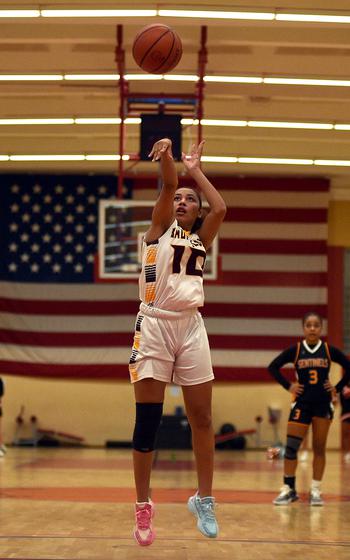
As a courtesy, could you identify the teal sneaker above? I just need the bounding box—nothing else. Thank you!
[188,492,218,538]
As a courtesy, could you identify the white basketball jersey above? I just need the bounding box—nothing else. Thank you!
[139,220,206,311]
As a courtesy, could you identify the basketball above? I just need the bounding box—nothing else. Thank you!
[132,24,182,74]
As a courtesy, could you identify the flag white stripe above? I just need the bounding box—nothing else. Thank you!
[220,222,327,239]
[0,281,138,301]
[134,189,329,208]
[204,318,328,336]
[0,313,327,336]
[0,343,130,364]
[0,344,297,368]
[221,254,327,272]
[205,286,327,304]
[0,282,327,305]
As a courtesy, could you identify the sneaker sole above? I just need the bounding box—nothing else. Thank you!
[273,495,299,505]
[133,529,155,546]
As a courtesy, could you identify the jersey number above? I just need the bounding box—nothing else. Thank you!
[171,245,206,277]
[293,408,301,420]
[309,370,318,384]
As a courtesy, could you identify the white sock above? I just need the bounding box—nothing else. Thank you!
[311,479,321,490]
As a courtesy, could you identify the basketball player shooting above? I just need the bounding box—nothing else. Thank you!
[128,137,226,546]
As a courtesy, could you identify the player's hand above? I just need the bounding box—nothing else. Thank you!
[324,380,335,393]
[148,138,173,162]
[324,380,337,402]
[181,140,205,172]
[289,382,304,396]
[342,385,350,399]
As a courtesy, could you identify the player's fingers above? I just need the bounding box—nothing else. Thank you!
[197,140,205,157]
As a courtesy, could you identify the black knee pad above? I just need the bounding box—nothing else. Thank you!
[132,402,163,453]
[285,434,303,460]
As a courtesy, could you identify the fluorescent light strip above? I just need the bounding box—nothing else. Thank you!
[0,117,339,130]
[2,154,350,166]
[1,73,350,88]
[204,75,263,84]
[238,157,313,165]
[41,10,157,18]
[334,124,350,130]
[314,159,350,166]
[247,120,333,130]
[264,77,350,87]
[65,73,119,81]
[163,74,198,82]
[0,10,40,17]
[6,154,131,162]
[2,8,350,25]
[158,9,275,20]
[276,13,350,24]
[0,74,63,81]
[201,119,248,127]
[202,156,238,163]
[124,74,163,81]
[0,118,75,125]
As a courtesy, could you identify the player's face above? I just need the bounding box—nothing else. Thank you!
[303,315,322,344]
[174,188,201,230]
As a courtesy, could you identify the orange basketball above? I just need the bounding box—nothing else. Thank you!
[132,24,182,74]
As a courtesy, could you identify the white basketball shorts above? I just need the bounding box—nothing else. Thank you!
[129,302,214,386]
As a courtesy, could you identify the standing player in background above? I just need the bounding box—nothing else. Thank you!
[0,377,5,458]
[268,311,350,506]
[340,382,350,462]
[129,137,226,546]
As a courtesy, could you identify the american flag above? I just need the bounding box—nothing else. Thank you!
[0,173,329,382]
[0,174,138,379]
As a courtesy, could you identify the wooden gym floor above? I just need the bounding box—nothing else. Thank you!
[0,447,350,559]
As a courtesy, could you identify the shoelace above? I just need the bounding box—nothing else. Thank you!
[200,500,216,521]
[136,507,151,530]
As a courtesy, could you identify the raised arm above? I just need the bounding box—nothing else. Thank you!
[182,141,226,249]
[144,138,178,243]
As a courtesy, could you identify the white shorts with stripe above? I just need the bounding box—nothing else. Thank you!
[129,302,214,386]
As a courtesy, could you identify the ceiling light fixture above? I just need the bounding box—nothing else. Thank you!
[158,9,275,20]
[1,154,350,166]
[41,9,157,18]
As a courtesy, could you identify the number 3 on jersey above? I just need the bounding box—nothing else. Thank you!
[309,369,318,384]
[172,245,206,277]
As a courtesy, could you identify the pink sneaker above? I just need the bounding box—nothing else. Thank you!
[133,500,155,546]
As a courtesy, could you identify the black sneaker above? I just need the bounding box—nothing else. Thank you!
[273,485,299,505]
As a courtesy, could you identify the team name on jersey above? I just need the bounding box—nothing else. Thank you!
[171,227,189,240]
[297,358,329,369]
[170,227,204,248]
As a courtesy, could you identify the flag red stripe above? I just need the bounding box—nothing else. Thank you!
[0,330,300,349]
[0,360,127,379]
[0,299,326,317]
[219,239,327,254]
[202,303,327,318]
[0,297,139,315]
[213,367,296,383]
[0,360,295,382]
[208,335,301,350]
[225,207,327,223]
[0,329,132,346]
[135,176,329,192]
